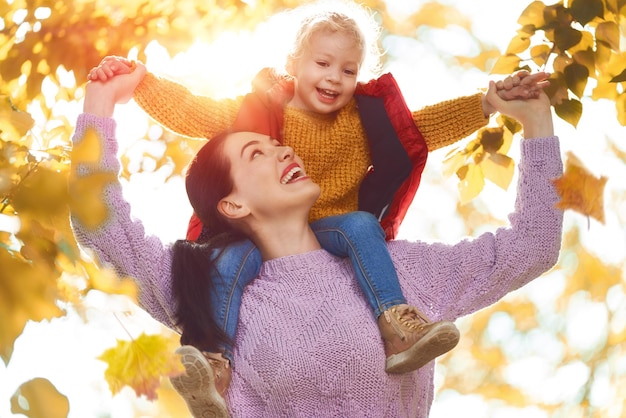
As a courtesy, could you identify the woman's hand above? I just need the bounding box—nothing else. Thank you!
[482,70,551,117]
[485,80,554,139]
[83,61,147,117]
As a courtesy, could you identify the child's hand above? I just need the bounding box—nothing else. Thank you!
[84,62,147,117]
[496,70,551,100]
[88,56,140,82]
[485,80,553,138]
[482,70,551,116]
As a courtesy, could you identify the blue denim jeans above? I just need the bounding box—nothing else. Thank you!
[208,211,406,361]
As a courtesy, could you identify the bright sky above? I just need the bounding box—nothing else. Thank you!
[2,0,626,417]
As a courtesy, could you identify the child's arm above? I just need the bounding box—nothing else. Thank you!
[134,72,242,139]
[88,56,243,139]
[413,71,550,152]
[413,93,488,151]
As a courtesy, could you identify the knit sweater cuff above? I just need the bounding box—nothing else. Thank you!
[74,113,117,144]
[133,73,161,119]
[521,135,560,162]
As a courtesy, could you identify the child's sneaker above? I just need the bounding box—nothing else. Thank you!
[377,304,460,374]
[170,345,231,418]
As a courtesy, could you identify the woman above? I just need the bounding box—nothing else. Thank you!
[71,66,562,417]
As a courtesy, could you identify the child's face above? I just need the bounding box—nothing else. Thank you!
[288,29,362,114]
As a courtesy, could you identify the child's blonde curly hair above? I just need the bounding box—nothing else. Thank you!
[284,0,383,81]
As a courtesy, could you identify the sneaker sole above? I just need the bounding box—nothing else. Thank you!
[170,346,229,418]
[385,321,460,374]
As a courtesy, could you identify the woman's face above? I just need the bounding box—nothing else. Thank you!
[221,132,320,219]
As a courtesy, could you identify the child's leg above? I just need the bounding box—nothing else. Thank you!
[208,239,262,361]
[310,211,405,318]
[311,211,460,374]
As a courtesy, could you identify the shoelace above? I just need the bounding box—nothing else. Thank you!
[385,305,432,340]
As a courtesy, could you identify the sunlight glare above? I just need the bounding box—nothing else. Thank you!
[142,18,293,100]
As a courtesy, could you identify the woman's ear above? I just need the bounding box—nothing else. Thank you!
[218,197,250,220]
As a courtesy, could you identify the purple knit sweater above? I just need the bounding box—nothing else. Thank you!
[71,113,563,417]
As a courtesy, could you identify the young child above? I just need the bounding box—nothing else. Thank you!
[89,2,547,416]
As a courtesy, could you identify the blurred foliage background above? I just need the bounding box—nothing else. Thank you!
[1,0,625,417]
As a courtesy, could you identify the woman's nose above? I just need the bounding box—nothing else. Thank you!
[279,145,294,160]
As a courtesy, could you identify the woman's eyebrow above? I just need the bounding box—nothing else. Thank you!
[240,140,261,158]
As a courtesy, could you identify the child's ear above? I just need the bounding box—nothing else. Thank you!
[218,197,250,220]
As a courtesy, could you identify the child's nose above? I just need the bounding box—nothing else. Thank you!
[326,68,341,82]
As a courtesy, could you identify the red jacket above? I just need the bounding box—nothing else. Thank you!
[188,69,427,241]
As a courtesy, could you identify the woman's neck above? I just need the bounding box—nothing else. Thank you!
[249,218,322,261]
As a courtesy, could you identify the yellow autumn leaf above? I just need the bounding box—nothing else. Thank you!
[161,135,202,177]
[70,127,102,165]
[499,300,539,331]
[470,344,506,368]
[517,1,546,27]
[0,248,63,363]
[457,164,485,205]
[68,171,117,230]
[564,243,621,301]
[10,378,69,418]
[82,260,138,301]
[0,95,35,141]
[489,53,521,75]
[530,44,551,67]
[442,147,467,178]
[554,98,583,128]
[552,151,607,224]
[68,127,117,229]
[476,382,527,407]
[98,333,185,401]
[481,153,514,191]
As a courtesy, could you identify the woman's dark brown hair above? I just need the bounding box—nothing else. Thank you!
[171,130,247,352]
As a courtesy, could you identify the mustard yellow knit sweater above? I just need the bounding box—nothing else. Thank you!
[134,73,488,222]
